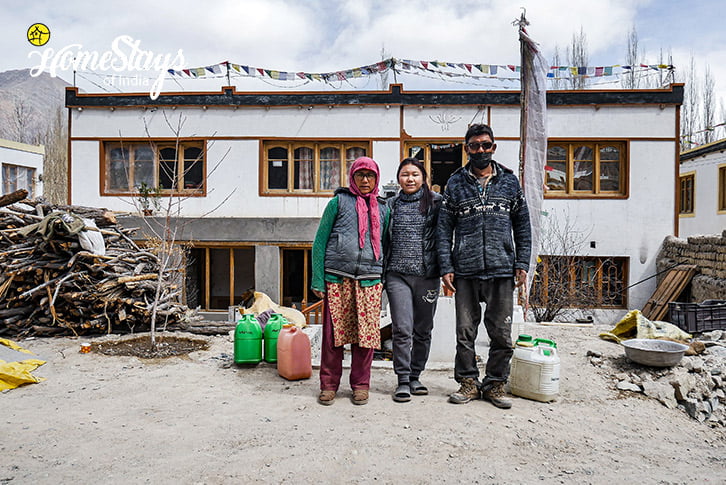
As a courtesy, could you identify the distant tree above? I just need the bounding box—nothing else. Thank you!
[3,95,39,144]
[566,27,588,89]
[550,46,565,90]
[654,49,675,89]
[680,55,700,150]
[39,107,68,204]
[702,65,715,144]
[623,26,640,89]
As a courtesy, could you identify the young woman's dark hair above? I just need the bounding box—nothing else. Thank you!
[397,157,433,214]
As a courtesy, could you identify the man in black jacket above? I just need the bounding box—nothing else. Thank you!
[437,123,531,408]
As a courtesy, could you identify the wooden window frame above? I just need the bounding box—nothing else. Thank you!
[679,171,695,216]
[533,255,629,309]
[2,163,36,197]
[545,140,629,199]
[718,164,726,213]
[260,140,371,196]
[100,139,207,197]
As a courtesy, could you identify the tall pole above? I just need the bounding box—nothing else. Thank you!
[517,11,529,189]
[515,10,548,306]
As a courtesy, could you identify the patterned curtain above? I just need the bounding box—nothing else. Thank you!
[320,146,340,190]
[295,146,314,189]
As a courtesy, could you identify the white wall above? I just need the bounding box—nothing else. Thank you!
[68,100,679,310]
[541,138,677,309]
[70,105,400,139]
[547,105,676,138]
[679,154,726,237]
[70,105,401,217]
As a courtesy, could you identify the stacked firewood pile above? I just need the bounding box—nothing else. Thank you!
[0,189,189,337]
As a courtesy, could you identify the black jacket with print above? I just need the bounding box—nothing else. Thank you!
[436,161,531,279]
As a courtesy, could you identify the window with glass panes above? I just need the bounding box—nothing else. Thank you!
[719,165,726,212]
[103,141,205,195]
[545,141,627,197]
[531,255,628,308]
[2,163,36,197]
[263,141,369,194]
[679,172,695,215]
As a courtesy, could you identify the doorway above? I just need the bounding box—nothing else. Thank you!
[281,247,320,310]
[404,142,464,192]
[185,246,255,310]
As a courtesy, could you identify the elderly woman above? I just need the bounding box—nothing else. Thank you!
[311,157,390,406]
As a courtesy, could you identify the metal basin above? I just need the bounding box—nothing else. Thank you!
[621,338,689,367]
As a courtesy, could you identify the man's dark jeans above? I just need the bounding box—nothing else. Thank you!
[453,276,514,384]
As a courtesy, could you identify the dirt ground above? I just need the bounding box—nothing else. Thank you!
[3,323,725,484]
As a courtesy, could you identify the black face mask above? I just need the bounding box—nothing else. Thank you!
[469,151,492,170]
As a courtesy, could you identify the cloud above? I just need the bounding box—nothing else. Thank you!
[3,0,725,107]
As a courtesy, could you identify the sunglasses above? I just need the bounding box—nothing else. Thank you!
[466,142,494,151]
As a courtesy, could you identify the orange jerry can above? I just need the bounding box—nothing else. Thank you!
[276,324,312,380]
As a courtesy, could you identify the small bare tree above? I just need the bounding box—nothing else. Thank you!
[121,112,235,349]
[529,209,600,322]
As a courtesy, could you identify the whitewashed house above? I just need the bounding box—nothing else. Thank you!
[679,139,726,237]
[0,138,44,198]
[65,83,683,317]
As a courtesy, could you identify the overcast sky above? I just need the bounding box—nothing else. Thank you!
[3,0,726,125]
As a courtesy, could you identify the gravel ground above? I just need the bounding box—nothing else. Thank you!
[3,323,725,484]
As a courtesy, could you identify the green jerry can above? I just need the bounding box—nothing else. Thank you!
[263,314,287,363]
[234,314,262,364]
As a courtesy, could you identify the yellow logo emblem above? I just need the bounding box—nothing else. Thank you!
[27,23,50,46]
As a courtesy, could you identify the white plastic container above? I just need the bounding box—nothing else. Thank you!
[511,305,525,344]
[509,339,560,402]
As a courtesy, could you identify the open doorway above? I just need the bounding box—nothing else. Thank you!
[430,143,462,191]
[185,246,255,311]
[404,141,464,192]
[281,247,320,310]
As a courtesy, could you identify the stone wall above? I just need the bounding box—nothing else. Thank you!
[657,230,726,302]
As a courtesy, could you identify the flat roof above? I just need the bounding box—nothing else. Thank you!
[0,138,45,155]
[66,83,685,109]
[680,138,726,161]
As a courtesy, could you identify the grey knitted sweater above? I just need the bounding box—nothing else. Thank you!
[388,188,426,276]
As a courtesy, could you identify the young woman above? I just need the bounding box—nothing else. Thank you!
[386,158,442,402]
[311,157,389,406]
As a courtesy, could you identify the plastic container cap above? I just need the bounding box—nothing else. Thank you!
[516,334,534,347]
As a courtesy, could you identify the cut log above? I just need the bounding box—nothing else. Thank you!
[0,189,28,208]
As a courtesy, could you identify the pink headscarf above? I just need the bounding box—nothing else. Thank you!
[347,157,382,260]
